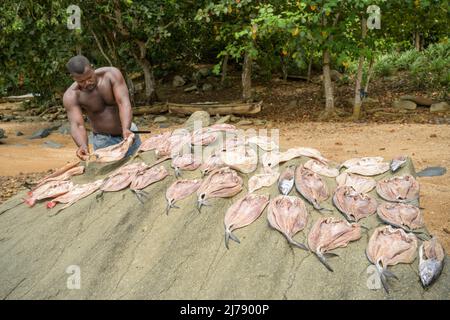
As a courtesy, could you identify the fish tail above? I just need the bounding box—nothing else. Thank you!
[166,200,172,215]
[224,227,240,249]
[316,252,334,272]
[133,190,145,204]
[376,261,398,294]
[288,237,309,251]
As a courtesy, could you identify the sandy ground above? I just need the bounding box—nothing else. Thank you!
[0,120,449,251]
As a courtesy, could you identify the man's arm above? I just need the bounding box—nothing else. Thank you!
[63,90,89,160]
[110,67,133,138]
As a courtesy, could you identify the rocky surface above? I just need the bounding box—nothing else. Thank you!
[0,129,448,299]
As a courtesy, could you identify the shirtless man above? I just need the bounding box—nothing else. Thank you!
[63,55,141,160]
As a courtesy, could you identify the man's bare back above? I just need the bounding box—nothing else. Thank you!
[63,55,136,160]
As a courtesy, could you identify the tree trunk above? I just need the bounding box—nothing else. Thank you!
[281,56,288,81]
[415,31,421,51]
[352,17,367,120]
[364,57,374,94]
[139,60,158,104]
[242,52,253,102]
[307,55,313,82]
[221,54,229,85]
[322,48,334,113]
[134,40,158,104]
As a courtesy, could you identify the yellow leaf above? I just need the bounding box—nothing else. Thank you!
[292,27,299,36]
[228,5,232,13]
[252,33,257,40]
[321,31,328,38]
[342,61,349,68]
[282,49,288,56]
[326,10,330,16]
[310,5,316,11]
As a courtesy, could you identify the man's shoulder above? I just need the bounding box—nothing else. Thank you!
[63,83,79,105]
[96,66,122,78]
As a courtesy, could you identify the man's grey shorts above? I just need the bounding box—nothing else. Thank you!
[92,122,142,157]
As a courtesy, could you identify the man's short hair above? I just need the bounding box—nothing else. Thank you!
[66,55,91,74]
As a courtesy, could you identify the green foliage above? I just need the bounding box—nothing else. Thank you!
[0,0,448,106]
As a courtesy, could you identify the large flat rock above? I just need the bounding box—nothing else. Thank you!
[0,146,448,300]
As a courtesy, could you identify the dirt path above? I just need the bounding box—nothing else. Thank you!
[0,121,449,251]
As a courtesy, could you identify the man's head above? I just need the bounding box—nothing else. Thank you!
[66,55,97,92]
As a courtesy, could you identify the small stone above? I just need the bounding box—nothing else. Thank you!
[154,116,168,123]
[184,111,210,131]
[202,83,213,91]
[430,102,450,113]
[159,123,170,128]
[43,140,63,149]
[0,128,5,139]
[430,134,437,138]
[184,85,197,92]
[28,128,51,139]
[172,75,186,87]
[15,131,24,136]
[215,115,231,124]
[392,100,417,110]
[236,119,253,126]
[230,115,240,122]
[253,119,267,126]
[198,67,210,77]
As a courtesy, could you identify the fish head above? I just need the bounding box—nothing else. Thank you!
[419,260,441,287]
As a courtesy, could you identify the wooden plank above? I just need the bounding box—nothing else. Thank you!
[167,101,262,115]
[133,103,168,115]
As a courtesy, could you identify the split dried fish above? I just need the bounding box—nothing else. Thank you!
[248,170,279,193]
[341,156,389,176]
[166,179,202,214]
[308,217,361,271]
[171,153,202,178]
[137,131,171,153]
[219,146,258,174]
[278,165,296,195]
[247,135,279,151]
[419,237,445,287]
[376,175,420,203]
[335,172,376,194]
[332,186,377,222]
[34,162,84,189]
[262,147,328,171]
[377,202,424,232]
[304,159,339,177]
[47,179,104,213]
[295,165,331,212]
[100,162,148,193]
[191,131,217,146]
[224,194,269,248]
[24,180,74,207]
[197,167,243,210]
[366,226,418,293]
[267,195,309,250]
[390,155,408,173]
[200,152,225,176]
[91,133,135,162]
[130,165,169,203]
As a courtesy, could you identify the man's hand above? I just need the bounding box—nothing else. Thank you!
[76,145,90,161]
[122,128,133,140]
